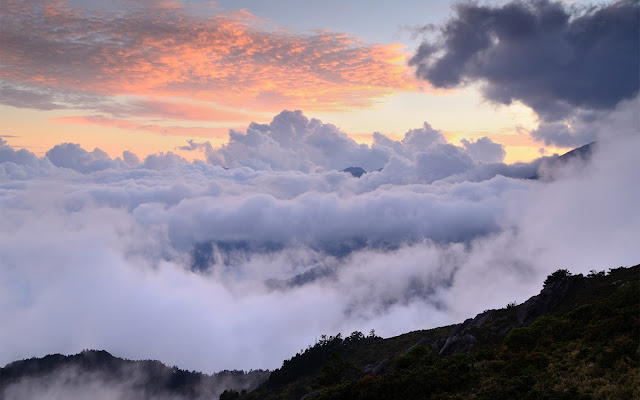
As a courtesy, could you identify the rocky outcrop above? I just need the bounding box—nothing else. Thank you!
[450,310,496,337]
[362,358,390,376]
[431,337,447,352]
[439,334,478,356]
[300,389,321,400]
[433,310,497,355]
[517,276,579,325]
[404,337,431,354]
[431,275,581,357]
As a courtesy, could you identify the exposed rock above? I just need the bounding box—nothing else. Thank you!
[362,364,375,375]
[362,358,390,376]
[450,310,496,337]
[491,325,513,337]
[517,276,579,325]
[432,275,583,357]
[404,337,432,354]
[439,334,478,356]
[371,359,390,376]
[436,309,496,355]
[300,389,321,400]
[611,280,629,287]
[431,337,447,352]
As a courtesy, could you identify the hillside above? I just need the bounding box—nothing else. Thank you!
[230,264,639,400]
[1,264,637,400]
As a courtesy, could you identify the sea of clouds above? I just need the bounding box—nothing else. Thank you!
[1,109,638,373]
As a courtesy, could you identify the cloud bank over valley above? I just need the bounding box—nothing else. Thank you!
[1,111,638,373]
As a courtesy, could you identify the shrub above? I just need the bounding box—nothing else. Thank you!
[544,269,571,287]
[505,327,537,352]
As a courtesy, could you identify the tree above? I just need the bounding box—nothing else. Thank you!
[219,389,240,400]
[345,331,365,344]
[543,269,571,287]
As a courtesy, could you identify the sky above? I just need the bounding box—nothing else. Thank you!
[0,0,639,382]
[1,0,624,164]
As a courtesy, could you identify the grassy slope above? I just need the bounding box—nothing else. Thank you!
[236,265,639,400]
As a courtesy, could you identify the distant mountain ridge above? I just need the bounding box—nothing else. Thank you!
[529,141,597,180]
[342,166,367,178]
[0,350,268,400]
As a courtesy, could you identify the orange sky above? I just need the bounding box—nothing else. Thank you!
[0,0,570,163]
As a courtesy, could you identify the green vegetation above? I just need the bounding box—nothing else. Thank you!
[232,265,639,400]
[543,269,572,287]
[2,265,637,400]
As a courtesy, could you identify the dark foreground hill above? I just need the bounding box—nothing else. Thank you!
[230,264,639,400]
[1,264,637,400]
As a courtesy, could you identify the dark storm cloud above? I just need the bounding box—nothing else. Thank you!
[410,0,640,145]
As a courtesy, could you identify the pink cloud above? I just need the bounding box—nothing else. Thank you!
[1,0,419,118]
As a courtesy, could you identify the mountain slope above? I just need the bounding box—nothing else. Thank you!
[234,264,639,400]
[1,264,637,400]
[529,141,597,180]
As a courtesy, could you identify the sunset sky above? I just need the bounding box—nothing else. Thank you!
[1,0,620,164]
[1,0,638,376]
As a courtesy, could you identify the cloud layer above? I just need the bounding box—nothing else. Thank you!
[1,112,638,374]
[0,0,415,124]
[205,110,512,175]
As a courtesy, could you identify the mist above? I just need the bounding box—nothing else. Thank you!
[1,115,638,374]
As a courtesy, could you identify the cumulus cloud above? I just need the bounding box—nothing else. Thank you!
[461,137,506,163]
[0,138,53,178]
[0,138,41,167]
[122,151,140,167]
[45,143,125,173]
[410,0,640,146]
[1,111,638,377]
[204,111,516,183]
[206,110,390,172]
